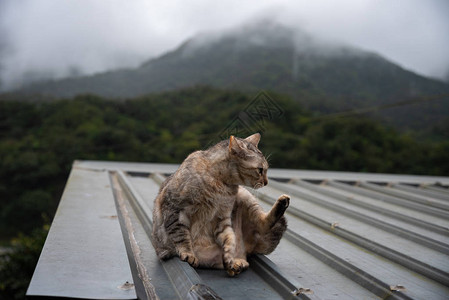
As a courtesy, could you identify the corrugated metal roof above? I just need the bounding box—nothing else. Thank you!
[28,160,449,299]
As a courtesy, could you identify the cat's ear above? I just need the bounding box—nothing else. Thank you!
[245,133,261,147]
[229,135,244,156]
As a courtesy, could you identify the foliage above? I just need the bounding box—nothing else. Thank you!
[1,86,448,239]
[0,225,49,300]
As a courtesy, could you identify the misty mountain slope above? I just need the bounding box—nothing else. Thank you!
[138,23,449,101]
[9,21,449,130]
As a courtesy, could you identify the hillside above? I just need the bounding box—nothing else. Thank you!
[6,21,449,131]
[1,86,448,238]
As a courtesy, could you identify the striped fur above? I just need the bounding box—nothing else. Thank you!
[151,133,288,276]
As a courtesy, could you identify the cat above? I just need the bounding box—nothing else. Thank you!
[151,133,289,276]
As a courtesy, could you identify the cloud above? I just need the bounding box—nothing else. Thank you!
[1,0,448,91]
[0,0,179,89]
[272,0,449,79]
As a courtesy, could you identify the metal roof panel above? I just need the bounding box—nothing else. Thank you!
[27,168,136,299]
[27,161,449,299]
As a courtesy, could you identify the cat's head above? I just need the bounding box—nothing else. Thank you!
[228,133,268,189]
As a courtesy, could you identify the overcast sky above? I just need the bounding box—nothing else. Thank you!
[1,0,448,91]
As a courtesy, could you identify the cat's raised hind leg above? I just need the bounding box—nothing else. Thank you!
[240,192,289,255]
[264,194,289,229]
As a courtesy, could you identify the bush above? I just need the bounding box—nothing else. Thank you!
[0,225,49,300]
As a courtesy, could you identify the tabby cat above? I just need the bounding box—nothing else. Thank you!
[152,133,289,276]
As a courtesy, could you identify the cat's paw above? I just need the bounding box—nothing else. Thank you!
[180,252,199,268]
[277,194,290,208]
[226,258,249,277]
[273,194,289,220]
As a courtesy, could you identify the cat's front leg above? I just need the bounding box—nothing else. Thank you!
[215,217,249,276]
[164,210,199,267]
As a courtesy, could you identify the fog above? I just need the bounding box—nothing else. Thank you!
[1,0,448,91]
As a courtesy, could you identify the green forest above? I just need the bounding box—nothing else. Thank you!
[1,86,448,298]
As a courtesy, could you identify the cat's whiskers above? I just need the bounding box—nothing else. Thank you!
[265,152,273,164]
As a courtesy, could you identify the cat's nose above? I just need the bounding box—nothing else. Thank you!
[264,179,268,186]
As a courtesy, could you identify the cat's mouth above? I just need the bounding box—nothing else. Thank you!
[253,177,268,189]
[253,182,265,189]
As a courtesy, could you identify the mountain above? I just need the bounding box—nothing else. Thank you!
[5,21,449,131]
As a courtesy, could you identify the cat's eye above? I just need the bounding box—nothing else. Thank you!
[258,168,264,175]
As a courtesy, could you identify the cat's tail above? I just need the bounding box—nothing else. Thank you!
[151,233,177,260]
[156,248,176,260]
[151,222,177,260]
